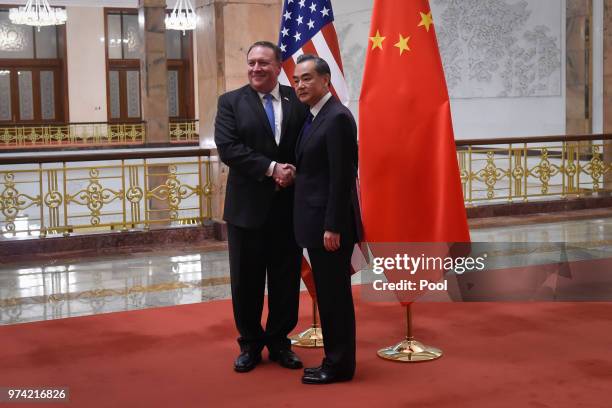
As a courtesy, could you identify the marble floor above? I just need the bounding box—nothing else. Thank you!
[2,215,612,325]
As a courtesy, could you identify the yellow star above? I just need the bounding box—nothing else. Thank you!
[369,30,386,50]
[418,11,434,32]
[394,34,411,55]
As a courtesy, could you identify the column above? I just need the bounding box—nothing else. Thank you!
[605,0,612,133]
[604,0,612,188]
[139,0,171,226]
[139,0,169,144]
[195,0,282,221]
[566,0,593,135]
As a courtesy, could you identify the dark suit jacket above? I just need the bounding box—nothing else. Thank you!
[294,96,363,249]
[214,84,307,229]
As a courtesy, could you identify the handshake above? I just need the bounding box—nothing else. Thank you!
[273,163,296,188]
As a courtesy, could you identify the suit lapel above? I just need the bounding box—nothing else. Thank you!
[244,87,275,142]
[296,98,334,161]
[295,122,307,160]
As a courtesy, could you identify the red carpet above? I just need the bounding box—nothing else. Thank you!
[1,289,611,407]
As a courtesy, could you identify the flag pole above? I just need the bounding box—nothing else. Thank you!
[290,296,324,348]
[377,304,442,362]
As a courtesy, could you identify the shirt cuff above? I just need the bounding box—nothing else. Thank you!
[266,161,277,177]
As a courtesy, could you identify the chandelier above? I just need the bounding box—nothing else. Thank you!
[9,0,67,29]
[165,0,197,34]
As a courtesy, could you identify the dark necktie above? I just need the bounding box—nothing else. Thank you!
[302,112,314,138]
[263,94,275,136]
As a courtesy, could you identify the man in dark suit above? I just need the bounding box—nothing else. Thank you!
[214,41,307,373]
[292,54,362,384]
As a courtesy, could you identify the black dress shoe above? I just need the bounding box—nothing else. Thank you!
[302,368,353,385]
[303,365,322,375]
[234,351,262,373]
[304,358,329,375]
[269,349,303,369]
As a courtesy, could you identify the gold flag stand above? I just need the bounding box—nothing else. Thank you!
[377,304,442,362]
[290,298,324,348]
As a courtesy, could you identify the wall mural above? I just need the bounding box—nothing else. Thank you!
[334,0,562,101]
[335,7,370,103]
[433,0,562,98]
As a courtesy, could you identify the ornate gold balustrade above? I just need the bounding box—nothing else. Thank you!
[0,149,214,239]
[0,120,199,148]
[169,120,199,143]
[0,122,146,148]
[3,134,612,239]
[456,134,612,204]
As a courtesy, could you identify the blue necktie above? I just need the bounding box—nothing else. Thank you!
[263,94,275,136]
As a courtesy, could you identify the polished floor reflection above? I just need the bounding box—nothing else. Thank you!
[2,215,612,325]
[470,216,612,243]
[0,251,232,325]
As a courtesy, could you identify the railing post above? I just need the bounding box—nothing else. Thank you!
[522,143,528,201]
[121,160,128,232]
[62,162,69,237]
[508,144,513,201]
[145,159,172,229]
[577,141,583,196]
[38,163,46,238]
[203,155,213,219]
[208,150,226,221]
[562,141,567,197]
[468,146,473,204]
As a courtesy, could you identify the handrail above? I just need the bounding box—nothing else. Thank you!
[169,118,199,123]
[456,133,612,146]
[0,148,212,165]
[0,121,147,127]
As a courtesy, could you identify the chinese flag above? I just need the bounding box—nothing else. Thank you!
[359,0,470,243]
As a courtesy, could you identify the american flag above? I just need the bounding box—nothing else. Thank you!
[277,1,365,299]
[277,0,349,105]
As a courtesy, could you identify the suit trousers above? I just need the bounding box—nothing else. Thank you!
[308,242,356,376]
[226,194,302,354]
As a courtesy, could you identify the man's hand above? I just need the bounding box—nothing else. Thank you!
[323,231,341,252]
[273,163,296,188]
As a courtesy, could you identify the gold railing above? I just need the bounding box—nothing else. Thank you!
[0,149,214,238]
[457,134,612,204]
[3,134,611,239]
[0,120,199,148]
[169,120,199,143]
[0,122,146,147]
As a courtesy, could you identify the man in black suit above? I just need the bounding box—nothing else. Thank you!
[214,41,307,373]
[292,54,361,384]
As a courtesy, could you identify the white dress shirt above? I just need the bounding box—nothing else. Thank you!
[310,91,332,119]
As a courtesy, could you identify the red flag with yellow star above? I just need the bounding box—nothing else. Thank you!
[359,0,470,243]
